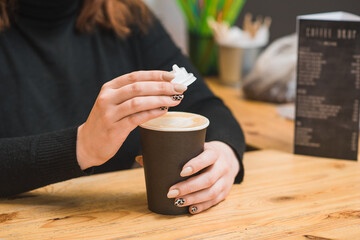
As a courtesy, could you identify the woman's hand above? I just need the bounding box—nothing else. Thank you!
[167,141,240,214]
[76,71,187,170]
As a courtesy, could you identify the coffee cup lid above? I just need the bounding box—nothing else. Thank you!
[170,65,197,87]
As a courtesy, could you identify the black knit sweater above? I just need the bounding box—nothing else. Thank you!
[0,0,245,197]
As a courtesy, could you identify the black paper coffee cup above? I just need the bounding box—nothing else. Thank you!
[139,111,209,215]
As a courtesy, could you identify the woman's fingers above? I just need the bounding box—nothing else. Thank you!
[189,194,225,214]
[168,142,240,214]
[116,107,168,131]
[174,178,225,207]
[94,81,186,125]
[168,163,224,198]
[180,147,218,177]
[114,95,183,122]
[107,71,175,89]
[113,82,187,105]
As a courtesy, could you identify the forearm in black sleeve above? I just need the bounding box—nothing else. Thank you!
[0,128,87,197]
[138,18,245,183]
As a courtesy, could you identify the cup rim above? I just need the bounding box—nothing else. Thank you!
[139,111,209,132]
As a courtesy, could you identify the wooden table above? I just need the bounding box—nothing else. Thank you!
[1,150,360,239]
[205,78,295,153]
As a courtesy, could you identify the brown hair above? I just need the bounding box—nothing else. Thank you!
[0,0,153,38]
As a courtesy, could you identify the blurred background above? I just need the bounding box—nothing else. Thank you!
[236,0,360,43]
[144,0,360,53]
[143,0,360,103]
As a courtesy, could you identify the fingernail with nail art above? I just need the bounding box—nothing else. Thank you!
[174,198,185,206]
[172,95,184,101]
[190,206,197,213]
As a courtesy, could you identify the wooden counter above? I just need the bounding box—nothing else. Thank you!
[1,150,360,239]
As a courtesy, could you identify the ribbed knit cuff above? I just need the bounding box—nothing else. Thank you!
[34,127,88,186]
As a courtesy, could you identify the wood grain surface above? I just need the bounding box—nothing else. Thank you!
[1,150,360,239]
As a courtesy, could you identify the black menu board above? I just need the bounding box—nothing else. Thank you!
[294,12,360,160]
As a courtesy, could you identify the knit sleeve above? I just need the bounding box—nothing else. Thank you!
[0,127,88,197]
[137,19,245,183]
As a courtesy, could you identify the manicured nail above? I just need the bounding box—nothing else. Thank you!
[167,189,179,198]
[163,72,175,81]
[173,84,187,93]
[172,94,184,101]
[160,106,168,111]
[190,206,197,214]
[174,198,186,206]
[180,166,193,177]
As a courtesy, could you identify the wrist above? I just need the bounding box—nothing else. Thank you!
[76,124,101,170]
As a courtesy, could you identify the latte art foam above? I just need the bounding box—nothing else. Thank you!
[140,112,209,132]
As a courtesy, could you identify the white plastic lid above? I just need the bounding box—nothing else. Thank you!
[170,64,197,86]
